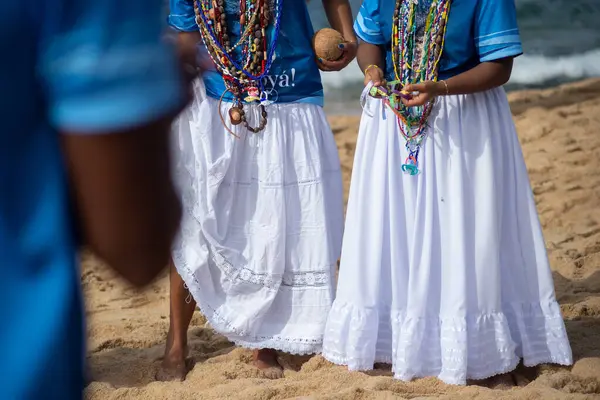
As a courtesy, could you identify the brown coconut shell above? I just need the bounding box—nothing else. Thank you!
[312,28,344,61]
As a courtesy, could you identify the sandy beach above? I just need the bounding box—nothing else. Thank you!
[84,79,600,400]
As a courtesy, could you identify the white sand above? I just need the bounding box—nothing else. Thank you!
[84,79,600,399]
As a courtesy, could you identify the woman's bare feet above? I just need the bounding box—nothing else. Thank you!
[156,332,195,381]
[253,349,284,379]
[156,263,198,381]
[473,373,517,390]
[156,354,194,382]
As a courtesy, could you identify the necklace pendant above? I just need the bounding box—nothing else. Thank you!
[229,106,244,125]
[402,163,420,175]
[401,155,420,176]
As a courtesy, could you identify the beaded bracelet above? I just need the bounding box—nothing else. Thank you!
[440,79,449,96]
[365,64,381,75]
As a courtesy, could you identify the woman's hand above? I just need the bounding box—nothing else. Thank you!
[363,65,387,98]
[364,65,385,87]
[317,41,357,71]
[401,81,446,107]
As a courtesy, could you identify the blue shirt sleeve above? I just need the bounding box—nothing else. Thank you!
[39,0,186,132]
[354,0,387,45]
[169,0,198,32]
[475,0,523,62]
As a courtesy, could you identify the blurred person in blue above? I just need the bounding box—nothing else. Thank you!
[0,1,191,398]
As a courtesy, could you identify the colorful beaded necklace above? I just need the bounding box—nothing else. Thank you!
[194,0,283,134]
[369,0,450,175]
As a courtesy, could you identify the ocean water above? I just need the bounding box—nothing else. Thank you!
[307,0,600,114]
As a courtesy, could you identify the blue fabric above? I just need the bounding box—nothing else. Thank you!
[0,1,184,399]
[354,0,523,81]
[169,0,324,105]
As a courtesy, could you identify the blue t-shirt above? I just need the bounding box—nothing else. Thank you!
[0,2,184,398]
[169,0,324,106]
[355,0,523,81]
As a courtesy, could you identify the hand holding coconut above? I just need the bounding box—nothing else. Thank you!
[312,28,357,72]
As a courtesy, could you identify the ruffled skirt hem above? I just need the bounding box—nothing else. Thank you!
[322,300,572,385]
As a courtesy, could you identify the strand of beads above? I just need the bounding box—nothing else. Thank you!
[194,0,283,134]
[382,0,450,175]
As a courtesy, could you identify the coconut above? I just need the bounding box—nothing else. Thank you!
[312,28,344,61]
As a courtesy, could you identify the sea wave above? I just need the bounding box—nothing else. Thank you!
[511,48,600,85]
[321,48,600,92]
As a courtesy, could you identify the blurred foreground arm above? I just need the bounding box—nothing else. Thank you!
[42,0,187,286]
[61,118,181,287]
[168,0,212,73]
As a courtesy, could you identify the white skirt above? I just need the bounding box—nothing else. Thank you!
[321,87,573,385]
[170,83,344,354]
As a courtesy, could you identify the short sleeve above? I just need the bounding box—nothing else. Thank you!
[39,0,186,132]
[475,0,523,62]
[168,0,198,32]
[354,0,386,45]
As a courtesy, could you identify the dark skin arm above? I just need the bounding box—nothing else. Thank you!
[322,0,356,43]
[357,42,386,86]
[61,114,182,287]
[441,58,513,95]
[318,0,357,71]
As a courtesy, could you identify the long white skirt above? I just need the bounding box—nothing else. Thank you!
[321,87,573,385]
[170,83,344,354]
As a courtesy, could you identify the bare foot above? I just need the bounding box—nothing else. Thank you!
[156,332,194,382]
[253,349,284,379]
[156,356,195,381]
[485,373,517,390]
[512,371,531,387]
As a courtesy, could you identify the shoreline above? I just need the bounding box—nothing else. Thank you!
[322,77,600,117]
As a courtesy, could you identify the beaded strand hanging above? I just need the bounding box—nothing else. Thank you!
[368,0,450,175]
[194,0,283,134]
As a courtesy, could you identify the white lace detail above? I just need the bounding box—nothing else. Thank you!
[173,249,323,355]
[211,248,334,289]
[322,301,573,385]
[176,204,335,290]
[282,270,330,287]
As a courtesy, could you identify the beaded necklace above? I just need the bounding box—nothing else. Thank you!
[369,0,450,175]
[194,0,283,134]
